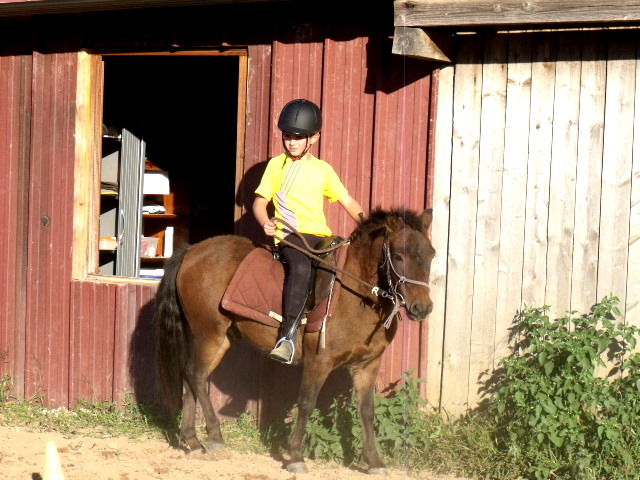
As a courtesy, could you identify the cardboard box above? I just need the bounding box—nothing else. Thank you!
[143,171,170,195]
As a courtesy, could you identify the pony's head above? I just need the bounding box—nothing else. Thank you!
[352,207,435,321]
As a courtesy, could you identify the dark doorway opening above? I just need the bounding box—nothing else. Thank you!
[102,55,239,246]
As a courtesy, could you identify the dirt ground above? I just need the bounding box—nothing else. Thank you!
[0,425,471,480]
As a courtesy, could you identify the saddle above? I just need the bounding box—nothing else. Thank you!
[221,237,347,333]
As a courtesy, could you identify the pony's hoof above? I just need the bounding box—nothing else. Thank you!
[179,437,204,455]
[202,441,225,453]
[368,467,389,476]
[286,461,309,474]
[185,447,206,456]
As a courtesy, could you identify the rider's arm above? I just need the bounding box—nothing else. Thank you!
[338,194,366,223]
[253,195,276,236]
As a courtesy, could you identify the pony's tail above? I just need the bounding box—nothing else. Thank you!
[154,244,190,413]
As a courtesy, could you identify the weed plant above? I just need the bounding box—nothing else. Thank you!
[487,296,640,480]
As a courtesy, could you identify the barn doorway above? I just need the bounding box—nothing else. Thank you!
[99,53,244,277]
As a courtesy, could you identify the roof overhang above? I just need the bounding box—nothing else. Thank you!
[394,0,640,29]
[0,0,287,17]
[392,0,640,62]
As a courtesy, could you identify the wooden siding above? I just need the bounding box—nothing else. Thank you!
[25,51,78,406]
[430,28,640,414]
[0,52,31,400]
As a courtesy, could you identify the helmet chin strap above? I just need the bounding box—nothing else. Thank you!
[282,135,312,161]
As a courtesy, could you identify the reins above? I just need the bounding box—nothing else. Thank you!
[270,217,429,328]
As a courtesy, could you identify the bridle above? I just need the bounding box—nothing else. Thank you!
[378,232,430,328]
[271,218,430,329]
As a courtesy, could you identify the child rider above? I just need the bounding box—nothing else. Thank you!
[252,99,365,364]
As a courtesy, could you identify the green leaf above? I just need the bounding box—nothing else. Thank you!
[544,361,554,376]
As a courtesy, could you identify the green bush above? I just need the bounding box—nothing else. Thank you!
[487,296,640,480]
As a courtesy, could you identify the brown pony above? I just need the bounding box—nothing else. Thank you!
[154,207,435,475]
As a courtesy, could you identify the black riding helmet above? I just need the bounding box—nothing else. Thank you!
[277,99,322,135]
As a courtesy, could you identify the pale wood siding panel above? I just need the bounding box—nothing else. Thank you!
[571,31,606,315]
[521,33,554,308]
[427,66,454,408]
[598,34,635,314]
[469,32,507,405]
[440,34,483,412]
[494,33,532,361]
[434,29,640,413]
[546,34,581,318]
[631,33,640,330]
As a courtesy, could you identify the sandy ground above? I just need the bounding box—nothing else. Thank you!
[0,425,471,480]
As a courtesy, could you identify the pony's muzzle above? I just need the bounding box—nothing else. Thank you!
[407,299,433,320]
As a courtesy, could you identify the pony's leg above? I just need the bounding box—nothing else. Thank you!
[183,335,231,453]
[287,357,333,474]
[351,358,388,475]
[179,377,203,452]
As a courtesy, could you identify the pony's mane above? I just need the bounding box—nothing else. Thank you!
[350,207,423,241]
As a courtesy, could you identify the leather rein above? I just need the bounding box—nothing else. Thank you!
[271,218,430,328]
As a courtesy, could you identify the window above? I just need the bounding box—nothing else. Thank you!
[86,52,247,279]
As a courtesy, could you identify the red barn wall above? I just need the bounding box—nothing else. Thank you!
[0,3,435,415]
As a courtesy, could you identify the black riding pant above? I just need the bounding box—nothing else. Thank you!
[280,233,323,327]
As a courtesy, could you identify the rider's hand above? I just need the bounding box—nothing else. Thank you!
[263,220,276,237]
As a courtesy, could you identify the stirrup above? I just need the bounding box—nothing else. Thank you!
[269,337,295,364]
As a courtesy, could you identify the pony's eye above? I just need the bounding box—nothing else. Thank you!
[392,253,403,263]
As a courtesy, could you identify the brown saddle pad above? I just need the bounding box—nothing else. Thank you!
[221,246,345,332]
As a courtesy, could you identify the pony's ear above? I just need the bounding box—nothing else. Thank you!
[419,209,433,231]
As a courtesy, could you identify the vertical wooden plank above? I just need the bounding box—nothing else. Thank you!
[0,52,31,399]
[628,32,640,330]
[468,31,507,406]
[239,44,272,240]
[69,281,116,405]
[571,30,606,315]
[521,33,555,308]
[370,52,432,213]
[25,51,77,406]
[545,32,581,318]
[426,66,453,408]
[598,32,635,314]
[271,20,324,158]
[73,52,104,278]
[440,34,483,414]
[234,54,248,230]
[494,32,532,360]
[321,31,374,236]
[369,53,432,389]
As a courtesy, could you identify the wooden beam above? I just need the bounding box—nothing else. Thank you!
[395,0,640,28]
[392,27,453,62]
[0,0,293,17]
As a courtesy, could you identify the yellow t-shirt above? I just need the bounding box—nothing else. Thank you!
[255,153,348,237]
